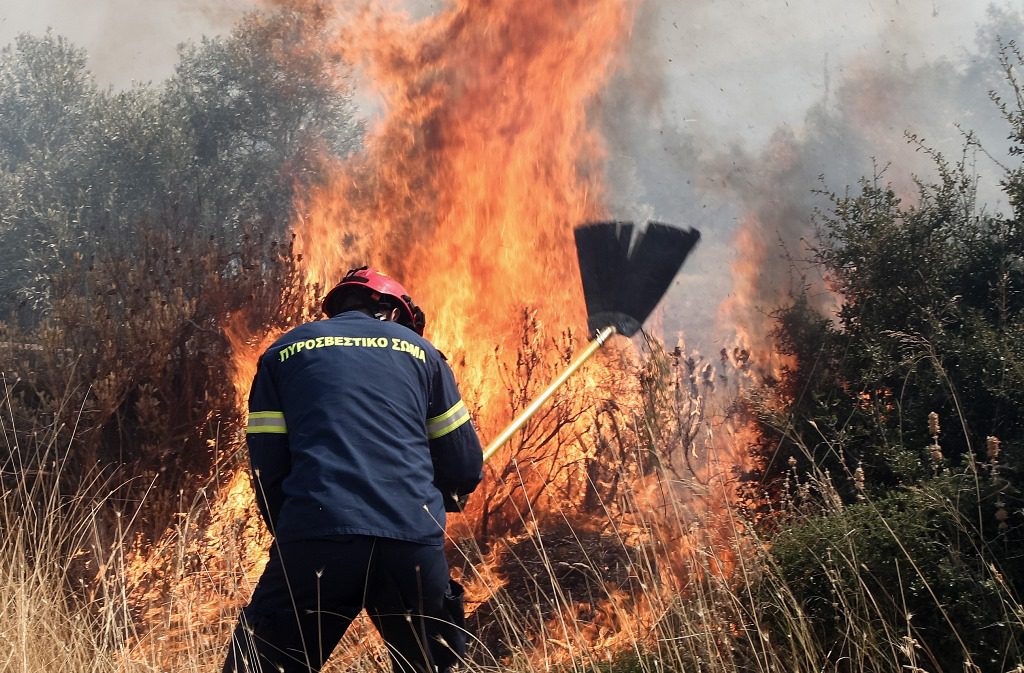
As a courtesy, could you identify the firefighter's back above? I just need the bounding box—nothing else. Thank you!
[258,311,447,543]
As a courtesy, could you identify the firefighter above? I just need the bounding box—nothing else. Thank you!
[223,266,483,673]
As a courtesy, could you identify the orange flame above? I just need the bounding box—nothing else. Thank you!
[717,214,797,384]
[205,0,785,665]
[290,0,635,430]
[218,0,642,625]
[120,3,809,669]
[216,0,642,570]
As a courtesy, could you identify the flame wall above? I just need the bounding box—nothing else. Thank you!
[290,0,636,428]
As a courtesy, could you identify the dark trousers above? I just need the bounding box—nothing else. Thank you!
[222,535,449,673]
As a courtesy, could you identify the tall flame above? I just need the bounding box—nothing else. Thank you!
[292,0,635,428]
[130,5,791,667]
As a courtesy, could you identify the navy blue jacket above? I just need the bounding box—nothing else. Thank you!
[245,311,483,544]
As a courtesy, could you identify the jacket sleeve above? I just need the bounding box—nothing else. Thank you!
[245,352,290,533]
[426,357,483,509]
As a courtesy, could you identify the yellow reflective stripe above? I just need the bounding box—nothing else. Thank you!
[247,411,287,434]
[427,400,465,428]
[427,400,470,439]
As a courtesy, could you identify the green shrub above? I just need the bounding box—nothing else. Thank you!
[763,469,1023,672]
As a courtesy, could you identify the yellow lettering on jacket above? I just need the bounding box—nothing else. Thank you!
[391,337,426,362]
[278,333,418,362]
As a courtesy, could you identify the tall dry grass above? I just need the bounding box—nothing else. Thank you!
[0,375,137,672]
[3,447,1022,672]
[0,374,243,673]
[1,340,1021,673]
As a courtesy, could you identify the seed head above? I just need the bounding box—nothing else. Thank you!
[986,436,1002,462]
[928,412,940,438]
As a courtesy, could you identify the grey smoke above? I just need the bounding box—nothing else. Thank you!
[1,0,1020,352]
[602,1,1023,353]
[0,0,249,86]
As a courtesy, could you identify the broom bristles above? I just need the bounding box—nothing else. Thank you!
[575,221,700,337]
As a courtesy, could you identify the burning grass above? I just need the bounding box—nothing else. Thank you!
[2,2,1022,671]
[7,445,1021,672]
[2,324,1020,673]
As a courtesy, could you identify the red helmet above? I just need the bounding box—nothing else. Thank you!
[322,266,425,335]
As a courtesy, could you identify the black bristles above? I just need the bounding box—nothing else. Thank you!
[574,221,700,337]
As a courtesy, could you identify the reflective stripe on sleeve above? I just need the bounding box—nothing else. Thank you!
[427,400,470,439]
[247,411,287,434]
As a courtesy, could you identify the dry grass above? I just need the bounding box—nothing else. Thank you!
[5,447,1020,673]
[0,353,1021,673]
[2,425,1016,670]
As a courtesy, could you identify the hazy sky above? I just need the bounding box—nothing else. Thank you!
[0,0,250,85]
[0,1,999,102]
[1,0,1019,349]
[644,1,1000,143]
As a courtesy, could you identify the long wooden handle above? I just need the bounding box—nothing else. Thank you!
[482,325,617,463]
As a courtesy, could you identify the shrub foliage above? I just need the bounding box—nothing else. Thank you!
[746,44,1024,672]
[0,6,357,539]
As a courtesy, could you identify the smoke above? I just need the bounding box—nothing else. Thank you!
[3,0,1021,350]
[601,0,1023,353]
[0,0,251,85]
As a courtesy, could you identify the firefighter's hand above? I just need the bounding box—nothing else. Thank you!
[443,490,470,512]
